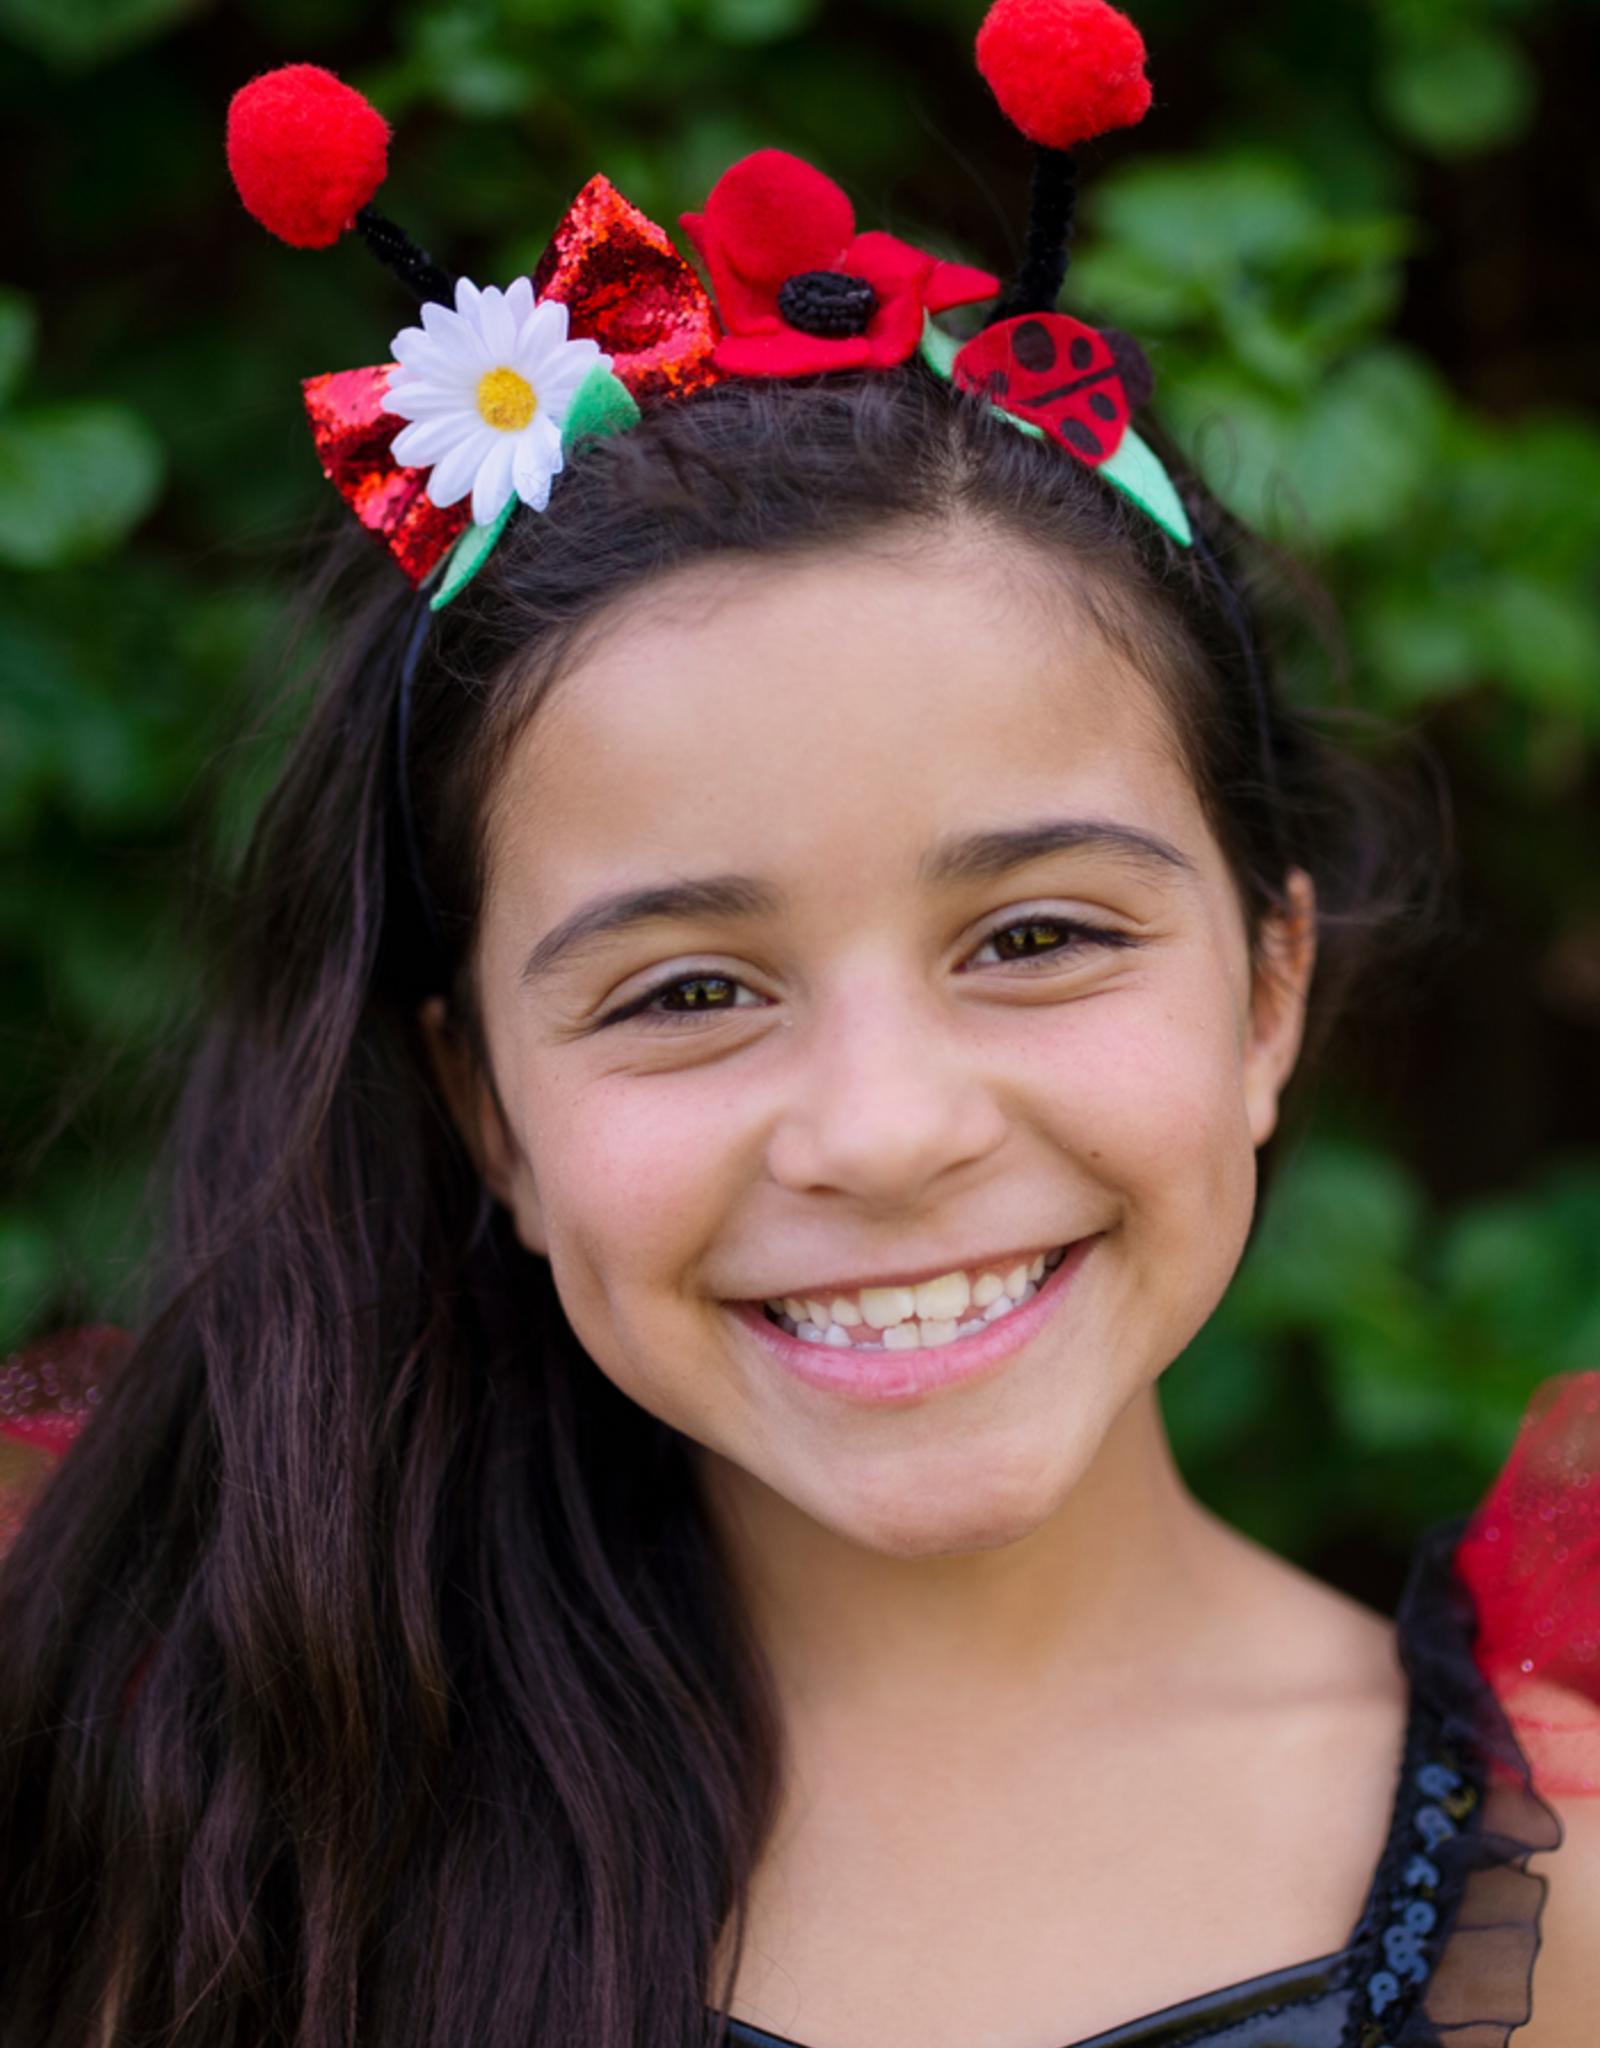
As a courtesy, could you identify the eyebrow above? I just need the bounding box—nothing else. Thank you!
[923,819,1194,887]
[521,876,780,984]
[521,823,1190,985]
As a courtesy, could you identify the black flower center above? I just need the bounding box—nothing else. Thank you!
[776,270,880,339]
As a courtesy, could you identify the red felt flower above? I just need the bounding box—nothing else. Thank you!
[681,150,997,377]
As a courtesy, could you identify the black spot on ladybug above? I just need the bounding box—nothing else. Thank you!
[987,369,1011,397]
[1058,419,1103,457]
[776,270,880,339]
[1102,328,1154,412]
[1089,392,1117,421]
[1069,335,1095,372]
[1011,321,1057,373]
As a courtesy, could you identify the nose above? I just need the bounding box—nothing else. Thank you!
[765,978,1007,1209]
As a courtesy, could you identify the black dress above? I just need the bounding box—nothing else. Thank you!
[726,1526,1559,2048]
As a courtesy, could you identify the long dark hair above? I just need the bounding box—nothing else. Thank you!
[0,367,1441,2047]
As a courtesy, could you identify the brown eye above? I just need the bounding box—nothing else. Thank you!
[990,921,1069,961]
[656,975,743,1011]
[966,917,1134,971]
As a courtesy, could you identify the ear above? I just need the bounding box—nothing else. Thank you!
[418,997,550,1253]
[1241,870,1316,1150]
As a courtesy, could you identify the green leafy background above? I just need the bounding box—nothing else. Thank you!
[3,0,1598,1604]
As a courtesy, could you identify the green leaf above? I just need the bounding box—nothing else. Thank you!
[1234,1139,1425,1328]
[432,496,518,612]
[0,290,36,412]
[0,1213,56,1350]
[407,7,543,113]
[0,0,202,67]
[1169,347,1443,546]
[562,362,643,445]
[1328,1334,1462,1453]
[0,403,164,569]
[1089,156,1326,290]
[1099,427,1194,546]
[703,0,817,44]
[1162,1323,1271,1461]
[1075,154,1410,395]
[1378,28,1539,158]
[1280,348,1444,543]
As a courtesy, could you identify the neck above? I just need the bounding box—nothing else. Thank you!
[702,1390,1232,1713]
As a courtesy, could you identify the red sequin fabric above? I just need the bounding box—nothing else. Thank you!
[0,1325,128,1555]
[1458,1371,1600,1797]
[302,182,719,584]
[533,174,722,402]
[303,364,471,585]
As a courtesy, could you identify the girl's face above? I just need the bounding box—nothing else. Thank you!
[448,533,1311,1557]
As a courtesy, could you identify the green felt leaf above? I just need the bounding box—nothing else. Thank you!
[430,495,518,613]
[918,315,961,383]
[0,404,164,568]
[1099,429,1193,546]
[562,364,642,447]
[0,291,37,412]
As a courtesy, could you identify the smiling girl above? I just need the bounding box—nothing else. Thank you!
[2,7,1598,2046]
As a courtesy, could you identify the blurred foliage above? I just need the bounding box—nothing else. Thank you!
[1164,1138,1600,1579]
[2,0,1599,1590]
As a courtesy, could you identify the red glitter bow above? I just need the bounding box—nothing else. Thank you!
[304,176,722,587]
[680,150,997,379]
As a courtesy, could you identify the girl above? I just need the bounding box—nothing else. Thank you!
[2,6,1597,2044]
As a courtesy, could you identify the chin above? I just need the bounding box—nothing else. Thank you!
[815,1449,1079,1560]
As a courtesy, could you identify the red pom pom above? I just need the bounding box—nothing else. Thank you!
[227,64,390,250]
[976,0,1151,150]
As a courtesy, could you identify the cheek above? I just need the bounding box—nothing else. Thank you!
[510,1067,774,1448]
[1020,984,1259,1250]
[519,1067,753,1296]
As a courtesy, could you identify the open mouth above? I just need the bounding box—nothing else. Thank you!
[763,1248,1069,1353]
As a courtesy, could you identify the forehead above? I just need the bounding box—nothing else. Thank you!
[482,536,1207,908]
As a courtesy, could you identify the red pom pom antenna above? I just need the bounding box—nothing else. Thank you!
[227,64,390,250]
[976,0,1151,151]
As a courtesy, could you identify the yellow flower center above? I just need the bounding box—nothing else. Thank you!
[476,366,537,432]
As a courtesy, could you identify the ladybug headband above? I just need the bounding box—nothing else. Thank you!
[226,0,1192,614]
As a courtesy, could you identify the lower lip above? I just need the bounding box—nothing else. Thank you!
[732,1239,1097,1405]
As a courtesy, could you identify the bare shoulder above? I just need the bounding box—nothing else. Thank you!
[1196,1505,1403,1702]
[1522,1795,1600,2047]
[1199,1507,1600,2044]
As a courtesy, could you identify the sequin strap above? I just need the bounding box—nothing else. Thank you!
[1343,1518,1560,2048]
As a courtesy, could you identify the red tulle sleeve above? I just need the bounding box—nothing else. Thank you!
[1456,1372,1600,1799]
[0,1325,128,1555]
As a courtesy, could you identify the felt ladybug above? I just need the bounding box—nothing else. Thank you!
[952,313,1152,465]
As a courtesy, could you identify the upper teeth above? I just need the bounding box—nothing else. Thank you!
[766,1251,1062,1351]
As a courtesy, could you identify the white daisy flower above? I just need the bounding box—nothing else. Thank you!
[385,276,609,528]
